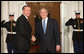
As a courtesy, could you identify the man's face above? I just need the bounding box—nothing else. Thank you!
[9,16,14,21]
[23,7,31,17]
[40,9,48,19]
[76,14,80,19]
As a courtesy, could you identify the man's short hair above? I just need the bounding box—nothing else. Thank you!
[39,8,48,14]
[22,5,31,10]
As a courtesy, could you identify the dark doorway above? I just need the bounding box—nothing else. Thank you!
[26,2,61,53]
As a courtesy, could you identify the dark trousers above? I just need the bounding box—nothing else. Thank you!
[40,46,56,53]
[73,41,83,53]
[7,42,16,53]
[16,49,29,53]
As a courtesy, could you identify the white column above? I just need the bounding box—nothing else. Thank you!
[8,1,26,21]
[61,1,82,53]
[79,1,83,18]
[1,1,9,21]
[17,1,26,17]
[8,1,18,21]
[61,1,70,53]
[60,2,66,53]
[1,1,9,53]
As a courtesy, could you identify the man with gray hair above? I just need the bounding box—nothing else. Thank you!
[35,8,61,53]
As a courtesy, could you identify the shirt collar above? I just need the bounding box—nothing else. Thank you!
[42,17,48,21]
[23,14,28,19]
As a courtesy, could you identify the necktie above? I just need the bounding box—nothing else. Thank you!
[42,20,46,34]
[27,17,29,21]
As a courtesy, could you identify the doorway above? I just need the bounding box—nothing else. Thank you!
[26,2,61,53]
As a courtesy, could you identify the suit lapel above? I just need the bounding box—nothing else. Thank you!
[40,19,44,35]
[21,14,31,31]
[46,18,51,35]
[22,14,30,25]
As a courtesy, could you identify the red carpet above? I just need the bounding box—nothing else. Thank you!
[31,46,40,49]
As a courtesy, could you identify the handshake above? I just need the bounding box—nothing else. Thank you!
[31,35,36,42]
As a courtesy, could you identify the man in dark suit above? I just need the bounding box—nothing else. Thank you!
[15,5,32,53]
[34,8,61,53]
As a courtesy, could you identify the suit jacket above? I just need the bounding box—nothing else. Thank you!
[35,18,60,51]
[15,14,32,50]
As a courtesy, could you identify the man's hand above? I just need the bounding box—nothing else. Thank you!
[56,45,61,53]
[31,35,36,42]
